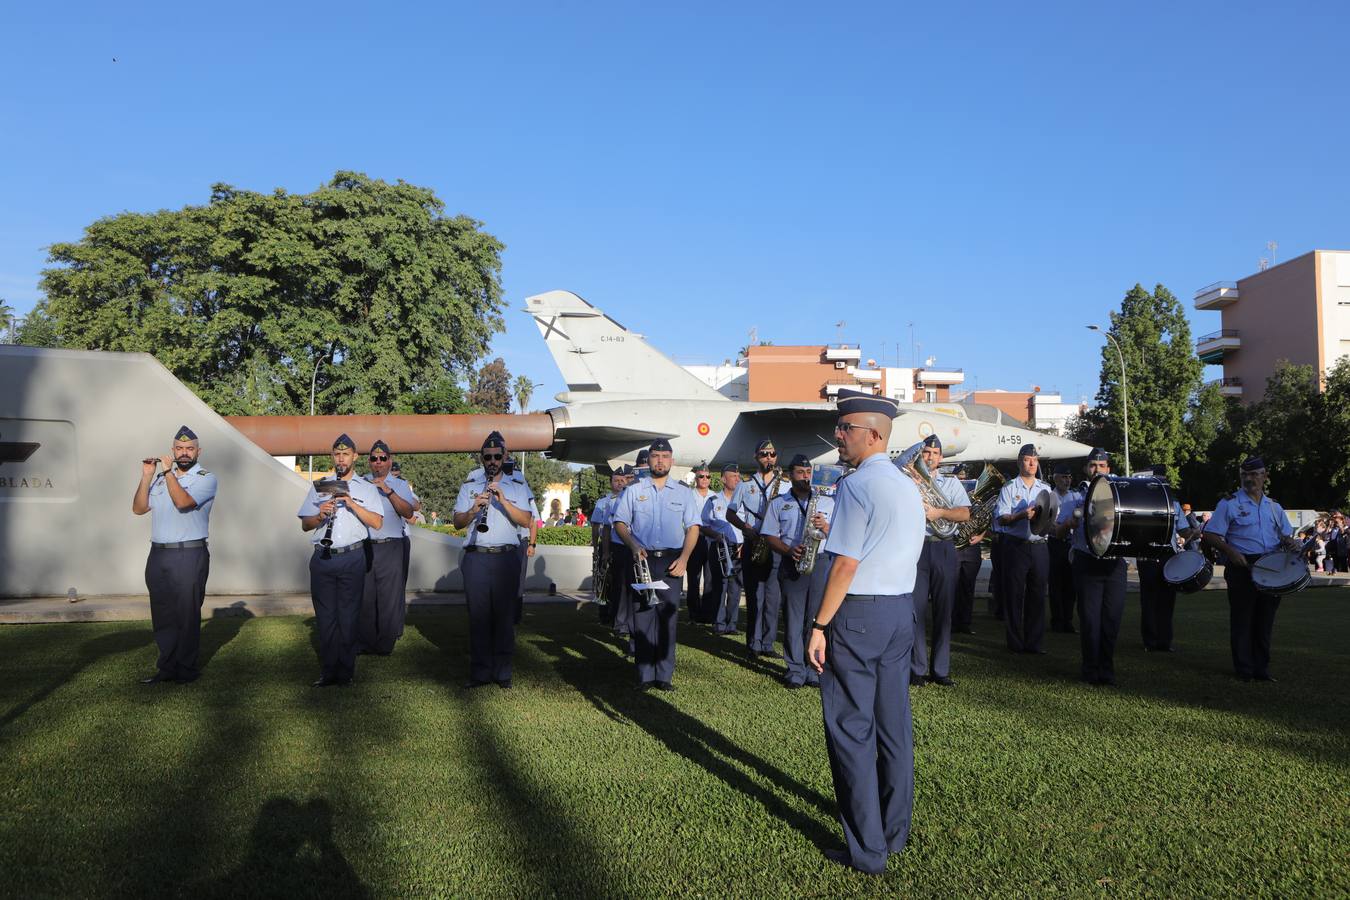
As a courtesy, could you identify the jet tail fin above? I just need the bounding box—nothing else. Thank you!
[525,290,728,401]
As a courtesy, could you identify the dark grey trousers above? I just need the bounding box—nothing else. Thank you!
[779,555,831,685]
[358,540,406,654]
[912,539,957,679]
[1137,557,1176,651]
[463,548,522,683]
[632,553,681,684]
[1072,551,1126,682]
[145,545,210,679]
[310,547,365,682]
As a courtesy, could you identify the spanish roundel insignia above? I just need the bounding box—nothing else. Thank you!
[697,422,710,436]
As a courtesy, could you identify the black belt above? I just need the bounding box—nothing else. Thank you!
[1002,534,1046,545]
[924,535,952,543]
[369,537,400,544]
[466,545,516,554]
[646,548,682,559]
[151,540,207,549]
[315,542,362,556]
[843,593,880,602]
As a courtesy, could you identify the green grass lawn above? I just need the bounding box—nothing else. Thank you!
[1,590,1347,899]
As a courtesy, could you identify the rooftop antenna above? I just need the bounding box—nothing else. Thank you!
[1259,257,1269,271]
[835,320,846,343]
[908,323,915,367]
[748,326,758,346]
[1267,240,1278,266]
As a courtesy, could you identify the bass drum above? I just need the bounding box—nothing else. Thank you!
[1085,475,1176,559]
[1162,549,1212,594]
[1250,550,1312,596]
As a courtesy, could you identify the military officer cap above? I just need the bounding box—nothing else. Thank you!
[835,388,899,418]
[921,434,942,451]
[390,461,402,474]
[1240,456,1265,471]
[332,433,356,451]
[720,461,739,474]
[1017,443,1038,458]
[787,453,812,469]
[174,425,197,442]
[1053,463,1072,476]
[370,439,391,455]
[636,448,650,466]
[1087,447,1110,462]
[649,437,673,453]
[615,464,634,476]
[755,438,776,452]
[482,431,506,450]
[692,460,709,473]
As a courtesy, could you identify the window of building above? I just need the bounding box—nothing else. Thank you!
[893,389,907,401]
[925,388,937,402]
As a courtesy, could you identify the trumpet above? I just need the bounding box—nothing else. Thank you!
[633,554,660,610]
[592,549,611,604]
[714,538,735,578]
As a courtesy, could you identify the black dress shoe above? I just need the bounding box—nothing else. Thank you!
[1097,676,1116,686]
[931,675,956,687]
[463,679,491,689]
[909,675,927,687]
[655,681,676,692]
[784,680,804,690]
[139,672,169,685]
[312,676,339,688]
[496,679,513,689]
[637,681,655,692]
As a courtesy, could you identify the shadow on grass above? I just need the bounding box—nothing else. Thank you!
[0,629,151,732]
[196,797,370,899]
[534,624,838,849]
[198,602,255,671]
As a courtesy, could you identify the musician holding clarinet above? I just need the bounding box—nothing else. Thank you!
[453,431,535,689]
[762,454,835,690]
[131,425,217,685]
[297,434,384,687]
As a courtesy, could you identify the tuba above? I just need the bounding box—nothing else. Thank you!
[897,442,959,540]
[954,463,1006,549]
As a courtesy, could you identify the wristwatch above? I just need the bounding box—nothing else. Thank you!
[810,619,829,632]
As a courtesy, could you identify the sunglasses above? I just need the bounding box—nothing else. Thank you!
[696,473,710,478]
[482,452,504,461]
[369,454,389,461]
[757,451,777,457]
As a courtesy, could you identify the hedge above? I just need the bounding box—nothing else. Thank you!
[415,523,592,546]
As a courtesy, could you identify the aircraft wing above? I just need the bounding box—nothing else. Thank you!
[553,425,680,444]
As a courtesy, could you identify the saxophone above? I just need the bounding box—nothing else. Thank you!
[897,442,959,540]
[954,463,1006,549]
[747,467,784,566]
[796,489,825,575]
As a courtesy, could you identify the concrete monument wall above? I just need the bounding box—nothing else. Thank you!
[0,347,591,597]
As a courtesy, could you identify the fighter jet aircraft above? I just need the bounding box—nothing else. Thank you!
[526,290,1091,470]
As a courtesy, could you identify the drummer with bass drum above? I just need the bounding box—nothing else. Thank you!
[1201,456,1302,683]
[1054,447,1126,685]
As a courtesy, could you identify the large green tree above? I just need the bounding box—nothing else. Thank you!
[41,172,505,415]
[1080,284,1204,481]
[468,357,512,414]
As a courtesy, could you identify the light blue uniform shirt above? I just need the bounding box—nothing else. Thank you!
[762,490,836,551]
[592,495,613,528]
[297,475,382,550]
[1204,490,1292,555]
[821,454,925,595]
[453,471,534,548]
[995,476,1052,542]
[611,476,701,550]
[148,464,217,542]
[731,472,789,533]
[702,490,744,545]
[362,474,418,540]
[926,473,971,539]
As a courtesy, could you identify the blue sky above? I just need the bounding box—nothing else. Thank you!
[3,1,1346,407]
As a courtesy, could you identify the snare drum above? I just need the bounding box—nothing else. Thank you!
[1250,550,1311,596]
[1085,476,1176,559]
[1162,549,1212,594]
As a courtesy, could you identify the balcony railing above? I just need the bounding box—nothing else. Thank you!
[917,367,965,384]
[1197,328,1240,343]
[1194,281,1240,310]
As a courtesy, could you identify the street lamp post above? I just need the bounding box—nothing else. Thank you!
[1087,325,1130,476]
[307,348,332,477]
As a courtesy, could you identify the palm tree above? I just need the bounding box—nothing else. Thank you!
[513,375,536,414]
[0,298,14,343]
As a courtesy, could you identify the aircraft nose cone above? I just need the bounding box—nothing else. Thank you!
[1030,433,1093,460]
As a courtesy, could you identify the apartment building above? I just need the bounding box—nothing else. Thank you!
[743,345,964,403]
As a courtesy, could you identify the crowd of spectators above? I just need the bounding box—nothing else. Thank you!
[1299,511,1348,574]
